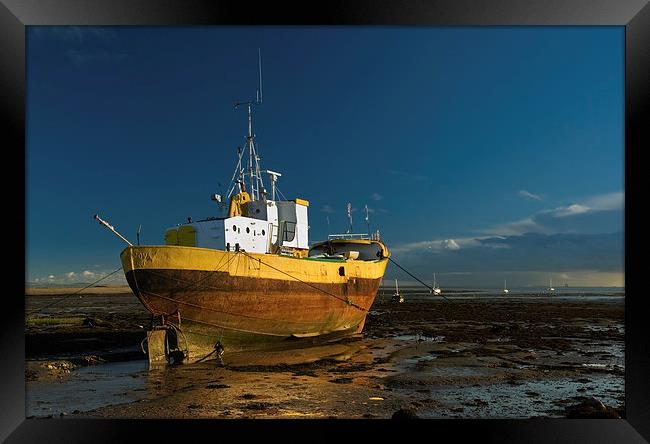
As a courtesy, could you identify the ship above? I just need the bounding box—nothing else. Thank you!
[97,64,390,364]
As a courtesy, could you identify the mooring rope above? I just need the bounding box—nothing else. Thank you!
[388,257,456,304]
[136,249,239,295]
[27,267,124,315]
[239,250,367,312]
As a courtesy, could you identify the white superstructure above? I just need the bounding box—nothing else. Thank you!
[163,59,310,255]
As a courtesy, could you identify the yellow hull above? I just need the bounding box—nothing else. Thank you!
[120,245,388,358]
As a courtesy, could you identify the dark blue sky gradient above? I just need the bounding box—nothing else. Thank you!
[26,27,624,285]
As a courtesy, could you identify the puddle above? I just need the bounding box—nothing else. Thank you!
[403,354,439,366]
[26,360,148,417]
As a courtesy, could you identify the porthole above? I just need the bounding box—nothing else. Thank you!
[338,266,345,276]
[255,209,260,214]
[246,227,250,233]
[232,225,237,231]
[261,229,266,236]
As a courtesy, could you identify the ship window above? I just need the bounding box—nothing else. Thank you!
[262,229,265,236]
[232,225,236,231]
[338,266,345,276]
[246,227,250,233]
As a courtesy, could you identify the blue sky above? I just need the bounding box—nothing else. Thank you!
[26,26,624,287]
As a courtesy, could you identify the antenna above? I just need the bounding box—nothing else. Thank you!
[257,48,263,104]
[364,204,369,235]
[346,203,353,233]
[232,49,267,202]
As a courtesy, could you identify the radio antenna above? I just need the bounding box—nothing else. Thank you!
[257,48,263,104]
[233,49,266,201]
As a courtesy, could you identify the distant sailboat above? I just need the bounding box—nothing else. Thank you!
[503,279,509,294]
[548,278,555,292]
[392,279,404,303]
[431,273,442,295]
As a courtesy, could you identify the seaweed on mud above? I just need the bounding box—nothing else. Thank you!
[242,402,275,410]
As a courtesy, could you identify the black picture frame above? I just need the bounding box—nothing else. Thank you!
[3,0,648,442]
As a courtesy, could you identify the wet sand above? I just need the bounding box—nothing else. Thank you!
[25,288,624,419]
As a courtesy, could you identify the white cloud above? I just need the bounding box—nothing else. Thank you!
[371,193,383,201]
[583,191,624,211]
[481,191,624,236]
[548,204,590,218]
[321,205,335,214]
[480,217,549,237]
[31,268,128,286]
[442,239,460,250]
[518,190,542,201]
[392,236,484,253]
[391,191,623,257]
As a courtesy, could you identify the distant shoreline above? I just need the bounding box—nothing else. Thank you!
[25,285,133,296]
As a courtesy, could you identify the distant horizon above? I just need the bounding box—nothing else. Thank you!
[24,280,625,290]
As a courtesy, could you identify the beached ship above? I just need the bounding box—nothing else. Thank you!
[99,76,390,364]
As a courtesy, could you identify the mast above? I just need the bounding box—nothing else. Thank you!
[347,203,353,233]
[364,204,370,235]
[234,49,266,202]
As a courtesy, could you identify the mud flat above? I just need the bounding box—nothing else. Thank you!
[25,289,624,419]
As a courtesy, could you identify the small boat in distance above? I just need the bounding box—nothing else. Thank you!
[503,279,509,294]
[548,278,555,292]
[392,279,404,303]
[431,273,442,295]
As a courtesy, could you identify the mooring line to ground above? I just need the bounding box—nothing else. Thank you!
[388,257,456,304]
[239,250,367,312]
[136,250,240,295]
[27,267,124,316]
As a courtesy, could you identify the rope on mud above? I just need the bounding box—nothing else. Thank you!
[27,267,124,315]
[239,250,367,312]
[388,257,455,304]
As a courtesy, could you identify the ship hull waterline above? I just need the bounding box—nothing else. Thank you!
[120,245,388,362]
